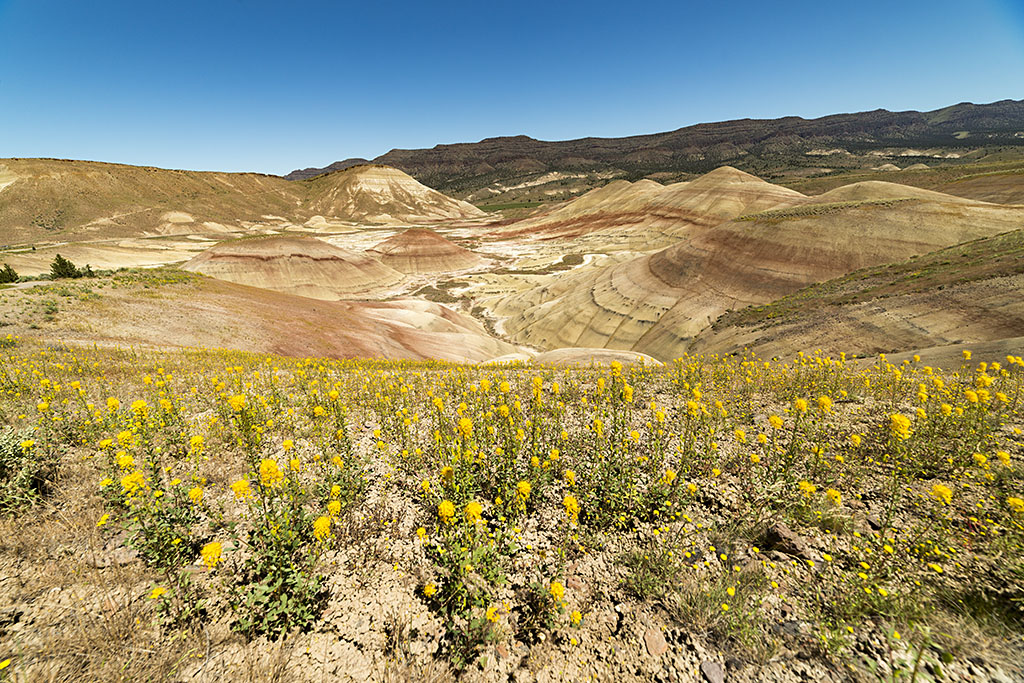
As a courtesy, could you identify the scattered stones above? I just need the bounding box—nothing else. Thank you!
[700,659,724,683]
[762,522,819,561]
[0,607,22,638]
[88,530,139,568]
[644,627,669,657]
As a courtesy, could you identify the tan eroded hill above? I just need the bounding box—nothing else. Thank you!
[0,158,303,245]
[367,228,487,273]
[0,159,488,247]
[690,229,1024,359]
[939,171,1024,204]
[181,235,404,299]
[782,160,1024,205]
[492,179,668,238]
[805,180,981,204]
[303,165,487,225]
[0,270,517,363]
[487,189,1023,360]
[490,166,807,251]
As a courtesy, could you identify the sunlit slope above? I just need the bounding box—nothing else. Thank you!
[0,159,488,245]
[303,165,487,224]
[782,160,1024,205]
[181,235,405,299]
[0,159,303,244]
[691,228,1024,359]
[0,270,517,362]
[489,188,1023,360]
[492,179,668,239]
[367,228,487,273]
[491,167,806,250]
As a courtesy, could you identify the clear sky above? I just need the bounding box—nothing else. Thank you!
[1,0,1022,175]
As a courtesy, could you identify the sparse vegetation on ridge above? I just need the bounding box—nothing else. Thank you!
[735,198,921,223]
[711,228,1024,332]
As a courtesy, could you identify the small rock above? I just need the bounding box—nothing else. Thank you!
[771,620,811,637]
[0,607,22,637]
[645,627,669,657]
[89,531,140,568]
[700,660,724,683]
[495,643,510,659]
[762,522,819,561]
[866,515,882,531]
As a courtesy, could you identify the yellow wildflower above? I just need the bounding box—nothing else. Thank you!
[825,489,842,506]
[464,500,483,524]
[231,479,252,500]
[200,541,223,569]
[931,484,952,506]
[259,458,284,487]
[563,494,580,524]
[313,515,332,542]
[438,499,455,524]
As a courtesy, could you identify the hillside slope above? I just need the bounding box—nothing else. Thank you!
[181,235,405,299]
[487,186,1023,360]
[0,159,486,246]
[490,166,807,251]
[303,165,486,224]
[367,228,487,273]
[0,270,516,362]
[691,229,1024,358]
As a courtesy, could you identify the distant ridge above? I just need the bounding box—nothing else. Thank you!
[284,158,370,181]
[289,98,1024,193]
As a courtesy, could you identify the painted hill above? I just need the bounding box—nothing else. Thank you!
[493,167,807,250]
[0,158,302,245]
[0,159,487,246]
[487,186,1023,360]
[690,228,1024,359]
[779,160,1024,205]
[181,235,404,299]
[303,165,487,225]
[0,270,517,363]
[367,228,487,273]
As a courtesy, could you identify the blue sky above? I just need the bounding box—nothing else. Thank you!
[1,0,1022,175]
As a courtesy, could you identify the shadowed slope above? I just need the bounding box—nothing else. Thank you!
[181,235,404,299]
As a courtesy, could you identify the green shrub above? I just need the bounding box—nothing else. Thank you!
[0,428,56,513]
[50,254,81,279]
[49,254,93,279]
[0,264,18,284]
